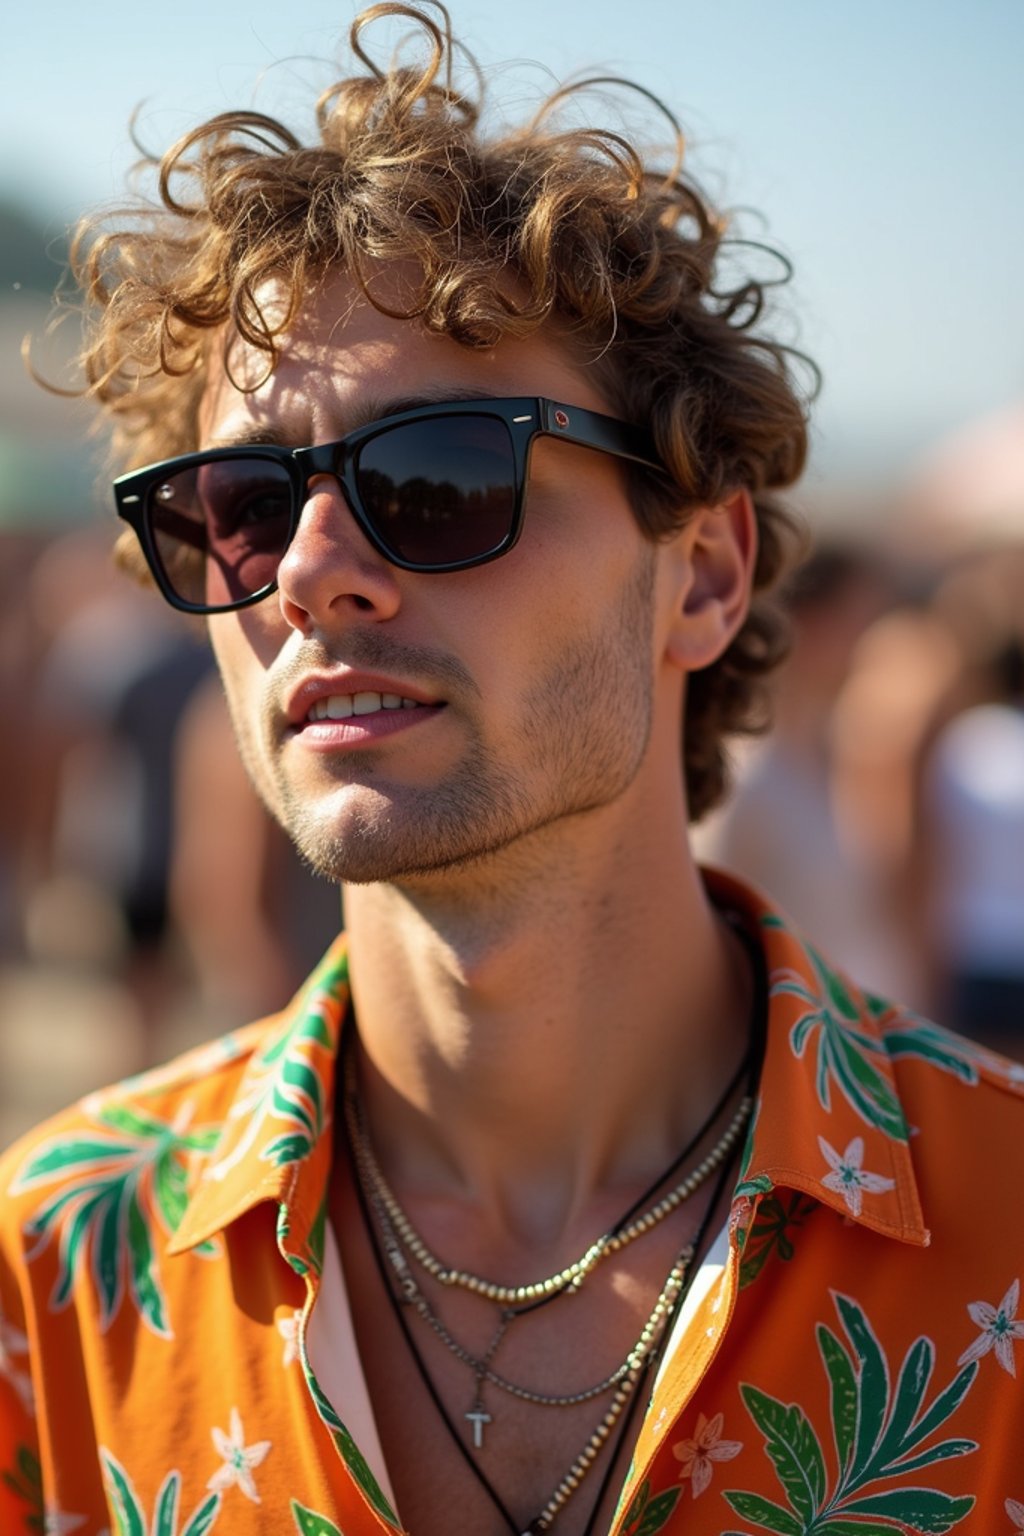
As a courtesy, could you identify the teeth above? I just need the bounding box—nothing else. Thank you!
[308,692,423,722]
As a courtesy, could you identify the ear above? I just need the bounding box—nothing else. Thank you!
[663,489,758,674]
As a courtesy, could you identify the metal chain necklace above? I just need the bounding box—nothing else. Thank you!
[352,1121,699,1412]
[342,1053,752,1532]
[358,1133,696,1534]
[348,1090,742,1536]
[341,909,768,1535]
[344,1052,752,1305]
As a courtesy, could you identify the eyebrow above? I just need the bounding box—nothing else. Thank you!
[206,386,509,451]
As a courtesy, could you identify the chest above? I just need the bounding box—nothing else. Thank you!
[330,1150,700,1536]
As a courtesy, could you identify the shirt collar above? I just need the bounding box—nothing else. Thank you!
[169,872,930,1262]
[705,867,928,1247]
[168,937,352,1267]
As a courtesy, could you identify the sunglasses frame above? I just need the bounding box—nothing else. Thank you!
[113,395,665,615]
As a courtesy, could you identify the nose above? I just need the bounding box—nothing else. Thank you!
[275,474,402,633]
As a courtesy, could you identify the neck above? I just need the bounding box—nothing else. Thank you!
[342,785,753,1245]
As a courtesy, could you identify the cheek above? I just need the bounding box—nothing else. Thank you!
[206,617,272,766]
[207,603,284,692]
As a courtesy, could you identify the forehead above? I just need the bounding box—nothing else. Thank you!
[199,270,610,449]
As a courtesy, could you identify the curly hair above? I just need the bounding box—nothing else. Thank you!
[62,0,812,820]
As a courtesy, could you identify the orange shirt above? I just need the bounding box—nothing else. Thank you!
[1,871,1023,1535]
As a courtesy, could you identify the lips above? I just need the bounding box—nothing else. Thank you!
[284,673,443,731]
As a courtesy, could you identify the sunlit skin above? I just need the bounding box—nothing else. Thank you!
[201,271,760,1533]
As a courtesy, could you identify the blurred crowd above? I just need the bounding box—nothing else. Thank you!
[1,403,1023,1149]
[699,404,1024,1059]
[0,522,341,1148]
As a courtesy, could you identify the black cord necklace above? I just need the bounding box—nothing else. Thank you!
[341,904,768,1535]
[577,1143,741,1536]
[350,1098,746,1536]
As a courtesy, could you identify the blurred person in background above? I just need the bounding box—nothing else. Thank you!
[1,8,1022,1536]
[911,549,1024,1051]
[23,524,214,1021]
[0,529,49,958]
[5,523,341,1097]
[838,402,1024,1047]
[699,541,916,1000]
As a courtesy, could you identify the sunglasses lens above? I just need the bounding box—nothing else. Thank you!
[355,415,517,567]
[148,458,293,609]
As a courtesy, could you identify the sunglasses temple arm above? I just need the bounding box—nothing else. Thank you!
[537,400,662,472]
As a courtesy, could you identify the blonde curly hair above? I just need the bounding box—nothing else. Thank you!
[64,1,812,819]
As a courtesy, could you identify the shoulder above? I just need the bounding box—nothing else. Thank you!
[876,1001,1024,1120]
[870,1000,1024,1240]
[0,1020,274,1265]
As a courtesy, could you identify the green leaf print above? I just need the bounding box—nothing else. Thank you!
[337,1426,400,1526]
[724,1293,978,1534]
[1,1443,44,1533]
[770,941,908,1141]
[724,1490,803,1534]
[895,1362,976,1455]
[621,1478,683,1535]
[127,1190,169,1337]
[181,1493,222,1536]
[878,1336,931,1460]
[265,1133,315,1167]
[812,1523,899,1534]
[740,1387,826,1522]
[151,1154,215,1258]
[307,1196,328,1274]
[100,1452,222,1536]
[735,1174,774,1200]
[835,1294,888,1480]
[103,1452,146,1536]
[17,1137,132,1179]
[817,1327,857,1476]
[13,1103,221,1335]
[876,1018,978,1086]
[737,1097,761,1183]
[213,964,347,1181]
[303,1373,400,1527]
[839,1488,973,1532]
[739,1193,816,1289]
[291,1502,345,1535]
[154,1474,179,1536]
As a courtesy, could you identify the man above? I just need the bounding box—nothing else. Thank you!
[1,8,1021,1535]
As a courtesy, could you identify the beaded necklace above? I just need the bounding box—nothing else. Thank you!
[342,907,767,1533]
[350,1108,741,1536]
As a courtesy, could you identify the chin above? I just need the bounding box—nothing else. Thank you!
[275,779,522,886]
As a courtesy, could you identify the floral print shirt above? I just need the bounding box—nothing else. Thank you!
[1,870,1022,1536]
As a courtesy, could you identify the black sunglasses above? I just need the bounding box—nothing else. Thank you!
[113,396,664,615]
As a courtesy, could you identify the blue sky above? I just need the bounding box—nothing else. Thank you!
[4,0,1023,486]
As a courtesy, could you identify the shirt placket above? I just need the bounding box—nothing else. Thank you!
[609,1195,749,1533]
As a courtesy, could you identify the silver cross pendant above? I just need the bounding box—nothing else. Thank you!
[465,1405,492,1449]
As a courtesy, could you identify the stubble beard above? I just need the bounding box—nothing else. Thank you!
[232,547,659,887]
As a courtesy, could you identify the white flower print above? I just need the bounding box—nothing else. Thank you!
[818,1136,896,1218]
[43,1512,87,1534]
[672,1411,743,1497]
[958,1278,1024,1376]
[277,1308,302,1368]
[207,1407,272,1502]
[1007,1498,1024,1531]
